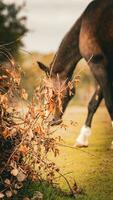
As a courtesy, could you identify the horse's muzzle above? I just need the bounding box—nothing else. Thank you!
[49,118,62,126]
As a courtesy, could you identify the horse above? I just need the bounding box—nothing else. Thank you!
[37,0,113,148]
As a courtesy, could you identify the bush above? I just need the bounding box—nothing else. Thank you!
[0,58,60,198]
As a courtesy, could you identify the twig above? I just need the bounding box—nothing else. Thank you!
[57,143,99,158]
[87,54,94,64]
[57,143,110,165]
[56,171,76,198]
[0,36,23,47]
[55,171,73,180]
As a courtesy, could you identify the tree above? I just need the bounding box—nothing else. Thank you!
[0,0,28,60]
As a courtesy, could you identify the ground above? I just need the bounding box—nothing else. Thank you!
[16,106,113,200]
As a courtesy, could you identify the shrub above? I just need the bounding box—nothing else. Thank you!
[0,58,60,198]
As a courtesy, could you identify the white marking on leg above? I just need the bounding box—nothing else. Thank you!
[75,125,91,146]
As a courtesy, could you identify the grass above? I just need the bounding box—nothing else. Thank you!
[15,105,113,200]
[14,181,75,200]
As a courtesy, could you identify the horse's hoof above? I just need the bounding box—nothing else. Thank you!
[74,142,88,148]
[49,118,62,126]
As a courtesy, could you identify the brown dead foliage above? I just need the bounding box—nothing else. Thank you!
[0,53,79,198]
[0,59,61,198]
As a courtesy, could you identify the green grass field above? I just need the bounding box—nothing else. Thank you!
[16,105,113,200]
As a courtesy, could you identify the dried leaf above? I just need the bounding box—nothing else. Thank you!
[3,128,11,139]
[21,88,28,100]
[23,198,30,200]
[19,145,29,155]
[11,168,19,176]
[15,182,23,189]
[60,123,68,130]
[17,171,26,182]
[34,126,45,139]
[54,148,59,157]
[33,145,38,153]
[5,190,13,198]
[4,179,11,185]
[0,192,4,199]
[9,70,20,85]
[31,191,43,200]
[28,129,33,141]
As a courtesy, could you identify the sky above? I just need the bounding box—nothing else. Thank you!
[5,0,91,53]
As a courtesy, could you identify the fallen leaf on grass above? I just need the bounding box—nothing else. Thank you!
[5,190,13,198]
[0,193,4,199]
[17,171,26,182]
[31,191,43,200]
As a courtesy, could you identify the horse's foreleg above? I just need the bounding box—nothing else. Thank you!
[85,86,103,127]
[88,56,113,148]
[75,86,103,147]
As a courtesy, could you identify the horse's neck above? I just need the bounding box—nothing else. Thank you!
[51,16,82,79]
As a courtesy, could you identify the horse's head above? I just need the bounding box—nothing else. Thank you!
[37,61,75,126]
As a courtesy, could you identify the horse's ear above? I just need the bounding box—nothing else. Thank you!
[37,61,50,75]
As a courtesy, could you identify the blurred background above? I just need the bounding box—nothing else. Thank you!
[5,0,91,52]
[2,0,95,104]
